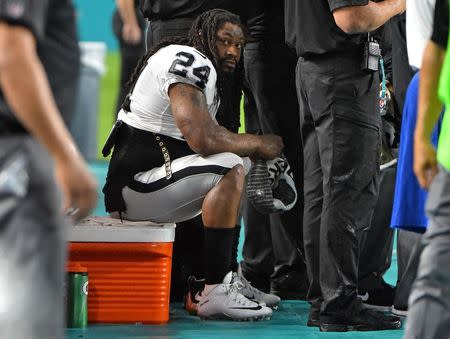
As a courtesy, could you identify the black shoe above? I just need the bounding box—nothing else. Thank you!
[391,305,407,317]
[358,281,395,311]
[319,308,402,332]
[270,271,308,300]
[307,305,320,327]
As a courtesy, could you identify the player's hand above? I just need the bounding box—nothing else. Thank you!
[122,23,141,44]
[414,137,438,190]
[55,154,98,222]
[256,134,284,160]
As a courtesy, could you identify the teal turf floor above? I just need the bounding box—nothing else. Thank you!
[69,162,404,339]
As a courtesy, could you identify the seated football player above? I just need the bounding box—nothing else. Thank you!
[102,9,283,321]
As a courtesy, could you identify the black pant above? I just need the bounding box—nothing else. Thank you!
[146,18,195,50]
[358,166,395,292]
[394,230,423,309]
[112,10,146,114]
[297,54,381,314]
[241,42,306,286]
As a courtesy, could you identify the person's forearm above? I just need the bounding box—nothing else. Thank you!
[117,0,138,26]
[334,0,404,34]
[203,124,263,157]
[415,40,445,141]
[0,34,80,163]
[182,117,262,158]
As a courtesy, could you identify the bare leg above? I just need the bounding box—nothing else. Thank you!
[202,164,245,228]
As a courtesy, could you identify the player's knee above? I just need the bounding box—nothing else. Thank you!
[224,164,245,195]
[220,152,244,168]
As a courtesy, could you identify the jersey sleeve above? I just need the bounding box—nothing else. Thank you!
[0,0,49,41]
[431,0,449,50]
[328,0,368,12]
[159,46,214,95]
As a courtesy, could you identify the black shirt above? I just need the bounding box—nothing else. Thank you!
[240,0,285,44]
[140,0,237,20]
[0,0,80,133]
[431,0,449,50]
[284,0,368,57]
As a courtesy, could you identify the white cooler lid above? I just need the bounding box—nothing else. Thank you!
[68,216,176,243]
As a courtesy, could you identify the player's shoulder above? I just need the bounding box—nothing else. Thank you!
[152,44,216,90]
[155,45,213,66]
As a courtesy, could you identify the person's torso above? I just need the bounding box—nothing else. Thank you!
[119,44,219,140]
[436,109,450,170]
[140,0,237,20]
[0,0,80,133]
[241,0,285,44]
[284,0,366,57]
[406,0,436,69]
[438,50,450,171]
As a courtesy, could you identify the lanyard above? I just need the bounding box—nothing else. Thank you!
[379,57,388,116]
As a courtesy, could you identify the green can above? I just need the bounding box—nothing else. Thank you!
[66,269,88,328]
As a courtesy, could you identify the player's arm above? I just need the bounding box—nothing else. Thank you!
[414,41,445,189]
[169,83,283,160]
[416,41,445,143]
[332,0,405,34]
[414,0,448,189]
[0,22,97,220]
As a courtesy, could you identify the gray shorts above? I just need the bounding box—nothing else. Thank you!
[0,136,66,339]
[121,152,248,223]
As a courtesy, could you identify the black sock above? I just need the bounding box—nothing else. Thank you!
[204,227,234,285]
[230,224,241,272]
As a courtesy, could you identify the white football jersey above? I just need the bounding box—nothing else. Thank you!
[118,44,220,140]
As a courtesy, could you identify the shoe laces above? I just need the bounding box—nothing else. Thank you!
[234,272,265,298]
[224,280,255,306]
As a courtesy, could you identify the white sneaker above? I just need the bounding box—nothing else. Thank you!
[197,272,273,321]
[233,264,281,309]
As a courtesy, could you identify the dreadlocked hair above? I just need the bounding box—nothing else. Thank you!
[123,9,245,132]
[188,9,245,132]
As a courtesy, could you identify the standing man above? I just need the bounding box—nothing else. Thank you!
[113,0,146,113]
[390,0,439,317]
[406,0,449,337]
[239,0,308,299]
[285,0,404,331]
[0,1,97,338]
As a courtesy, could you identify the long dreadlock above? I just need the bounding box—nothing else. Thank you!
[122,9,245,132]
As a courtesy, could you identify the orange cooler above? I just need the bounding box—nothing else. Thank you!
[67,217,176,324]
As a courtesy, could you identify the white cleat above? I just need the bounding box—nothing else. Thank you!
[197,272,273,321]
[233,264,281,309]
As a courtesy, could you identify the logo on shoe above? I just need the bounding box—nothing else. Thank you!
[199,299,209,307]
[229,305,263,310]
[191,291,202,304]
[359,292,369,302]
